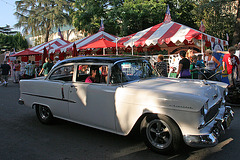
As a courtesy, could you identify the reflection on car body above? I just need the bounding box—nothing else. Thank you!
[19,56,234,154]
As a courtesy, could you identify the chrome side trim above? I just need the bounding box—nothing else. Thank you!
[22,92,76,103]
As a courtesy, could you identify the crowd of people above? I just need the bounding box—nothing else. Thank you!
[0,56,57,87]
[155,46,240,86]
[1,47,240,87]
[11,60,36,83]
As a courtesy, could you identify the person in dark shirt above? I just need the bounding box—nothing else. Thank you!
[176,50,191,78]
[0,61,11,86]
[196,54,205,79]
[155,54,168,77]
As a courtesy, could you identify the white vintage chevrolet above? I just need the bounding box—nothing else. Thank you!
[19,56,234,154]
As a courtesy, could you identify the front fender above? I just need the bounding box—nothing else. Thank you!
[114,87,206,135]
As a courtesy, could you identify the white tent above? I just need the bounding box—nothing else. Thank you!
[57,31,118,53]
[118,21,228,50]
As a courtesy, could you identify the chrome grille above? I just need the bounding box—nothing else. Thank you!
[204,99,222,123]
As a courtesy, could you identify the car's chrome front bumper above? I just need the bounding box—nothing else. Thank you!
[183,106,234,147]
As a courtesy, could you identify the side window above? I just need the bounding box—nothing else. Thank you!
[110,64,124,84]
[110,60,157,84]
[76,64,108,84]
[49,65,74,82]
[76,65,90,82]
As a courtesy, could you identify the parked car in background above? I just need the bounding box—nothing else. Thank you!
[19,56,234,154]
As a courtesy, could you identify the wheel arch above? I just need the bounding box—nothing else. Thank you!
[137,113,184,153]
[129,113,183,136]
[32,103,51,110]
[34,103,54,124]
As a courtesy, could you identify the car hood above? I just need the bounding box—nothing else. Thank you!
[118,78,221,112]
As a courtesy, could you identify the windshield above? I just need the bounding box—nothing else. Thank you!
[110,59,158,84]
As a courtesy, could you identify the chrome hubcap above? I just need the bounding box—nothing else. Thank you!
[39,106,50,120]
[146,119,172,149]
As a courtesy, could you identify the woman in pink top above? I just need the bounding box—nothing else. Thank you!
[85,67,98,83]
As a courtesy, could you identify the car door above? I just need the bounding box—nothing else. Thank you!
[68,64,118,132]
[47,65,74,119]
[68,83,118,131]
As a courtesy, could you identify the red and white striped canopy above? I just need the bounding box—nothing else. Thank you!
[57,31,118,52]
[29,38,70,54]
[118,21,228,48]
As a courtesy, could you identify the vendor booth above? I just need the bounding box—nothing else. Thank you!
[118,21,228,54]
[11,38,70,64]
[56,31,120,56]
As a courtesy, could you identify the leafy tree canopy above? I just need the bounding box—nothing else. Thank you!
[0,33,28,54]
[14,0,74,42]
[72,0,198,36]
[194,0,237,45]
[14,0,239,46]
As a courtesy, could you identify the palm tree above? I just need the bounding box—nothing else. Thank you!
[14,0,74,42]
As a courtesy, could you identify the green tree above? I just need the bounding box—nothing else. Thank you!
[13,33,29,51]
[14,0,74,42]
[113,0,166,36]
[193,0,236,45]
[72,0,109,34]
[165,0,197,29]
[0,33,28,54]
[72,0,198,36]
[72,0,167,36]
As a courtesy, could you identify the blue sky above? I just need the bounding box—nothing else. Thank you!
[0,0,19,31]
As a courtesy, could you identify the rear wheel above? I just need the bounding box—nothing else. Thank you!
[36,105,54,124]
[140,114,182,154]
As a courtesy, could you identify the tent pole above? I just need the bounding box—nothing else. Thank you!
[116,37,118,55]
[201,34,204,54]
[131,37,133,55]
[103,48,105,55]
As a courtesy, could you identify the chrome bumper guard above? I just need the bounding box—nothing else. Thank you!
[183,106,234,147]
[18,98,24,105]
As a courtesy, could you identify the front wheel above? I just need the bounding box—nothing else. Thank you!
[140,114,182,154]
[36,105,54,124]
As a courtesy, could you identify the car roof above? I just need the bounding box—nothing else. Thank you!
[55,55,145,67]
